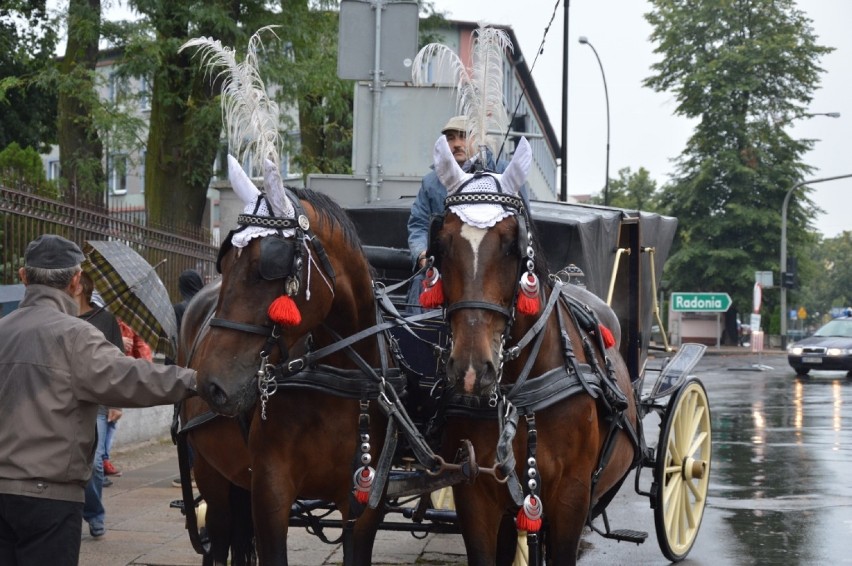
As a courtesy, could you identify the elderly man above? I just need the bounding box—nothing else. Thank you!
[0,234,197,566]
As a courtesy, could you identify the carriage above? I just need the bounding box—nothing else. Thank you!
[172,27,710,565]
[171,189,711,565]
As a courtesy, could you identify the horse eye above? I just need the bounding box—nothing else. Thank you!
[501,234,516,257]
[432,233,449,258]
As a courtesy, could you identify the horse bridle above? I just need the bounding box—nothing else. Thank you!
[440,190,532,322]
[428,182,537,404]
[208,188,337,416]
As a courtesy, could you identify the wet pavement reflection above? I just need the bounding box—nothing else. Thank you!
[709,354,852,564]
[581,351,852,565]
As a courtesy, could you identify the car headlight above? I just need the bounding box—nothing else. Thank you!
[788,346,803,355]
[826,348,849,356]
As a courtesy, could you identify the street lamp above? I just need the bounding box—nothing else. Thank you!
[780,172,852,349]
[578,36,610,206]
[804,112,841,119]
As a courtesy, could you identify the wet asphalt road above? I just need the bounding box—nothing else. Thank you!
[580,350,852,565]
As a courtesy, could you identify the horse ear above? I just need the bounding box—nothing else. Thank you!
[262,158,294,217]
[228,154,260,206]
[434,136,466,194]
[500,137,532,196]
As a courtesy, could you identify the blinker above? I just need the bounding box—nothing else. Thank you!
[259,236,297,281]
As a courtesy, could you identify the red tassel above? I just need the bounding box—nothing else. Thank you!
[353,466,374,504]
[517,272,540,315]
[419,267,445,308]
[268,295,302,326]
[516,495,543,532]
[355,489,370,504]
[517,291,541,315]
[599,324,615,349]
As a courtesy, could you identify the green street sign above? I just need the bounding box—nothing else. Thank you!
[671,292,732,312]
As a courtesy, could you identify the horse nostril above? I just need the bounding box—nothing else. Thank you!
[204,379,229,409]
[480,360,498,386]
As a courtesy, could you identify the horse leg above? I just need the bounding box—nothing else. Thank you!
[228,483,255,566]
[193,454,236,566]
[452,482,504,566]
[495,513,518,566]
[250,473,293,566]
[541,475,594,566]
[343,503,384,566]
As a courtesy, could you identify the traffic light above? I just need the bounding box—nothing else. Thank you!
[783,257,798,289]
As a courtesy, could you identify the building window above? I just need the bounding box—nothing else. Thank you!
[213,143,228,181]
[284,131,301,178]
[48,160,60,181]
[108,154,128,195]
[109,72,129,103]
[140,151,146,193]
[139,76,151,111]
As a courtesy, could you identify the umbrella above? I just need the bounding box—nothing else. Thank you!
[83,240,177,359]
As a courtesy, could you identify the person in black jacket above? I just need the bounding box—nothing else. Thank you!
[75,272,124,538]
[173,270,203,333]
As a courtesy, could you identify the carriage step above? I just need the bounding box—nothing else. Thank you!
[602,529,648,544]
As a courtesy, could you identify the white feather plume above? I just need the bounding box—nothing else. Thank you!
[180,26,282,172]
[412,26,512,160]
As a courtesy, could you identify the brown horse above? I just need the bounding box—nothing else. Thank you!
[186,158,400,565]
[176,280,255,566]
[426,136,640,565]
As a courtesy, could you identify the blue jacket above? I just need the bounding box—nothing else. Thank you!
[406,150,531,265]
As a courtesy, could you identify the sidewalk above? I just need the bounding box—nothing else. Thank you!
[79,439,467,566]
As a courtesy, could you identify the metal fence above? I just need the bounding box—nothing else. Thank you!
[0,182,218,303]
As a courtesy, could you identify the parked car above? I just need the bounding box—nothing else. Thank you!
[787,316,852,376]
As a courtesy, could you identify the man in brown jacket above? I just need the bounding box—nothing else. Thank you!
[0,234,198,566]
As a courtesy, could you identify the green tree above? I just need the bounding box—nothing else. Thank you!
[805,232,852,317]
[269,0,353,177]
[57,0,105,197]
[589,166,661,211]
[0,1,59,152]
[644,0,830,343]
[105,0,273,227]
[0,142,53,192]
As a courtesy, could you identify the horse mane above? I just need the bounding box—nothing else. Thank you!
[286,187,372,271]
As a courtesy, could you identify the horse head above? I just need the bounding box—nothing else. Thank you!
[428,135,533,399]
[192,156,370,416]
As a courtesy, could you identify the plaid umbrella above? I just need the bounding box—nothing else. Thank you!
[83,240,177,359]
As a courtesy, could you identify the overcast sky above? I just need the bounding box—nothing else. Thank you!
[432,0,851,238]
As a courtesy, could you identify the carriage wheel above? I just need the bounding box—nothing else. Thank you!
[653,378,711,562]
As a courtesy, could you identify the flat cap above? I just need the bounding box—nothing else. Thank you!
[441,115,467,135]
[24,234,85,269]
